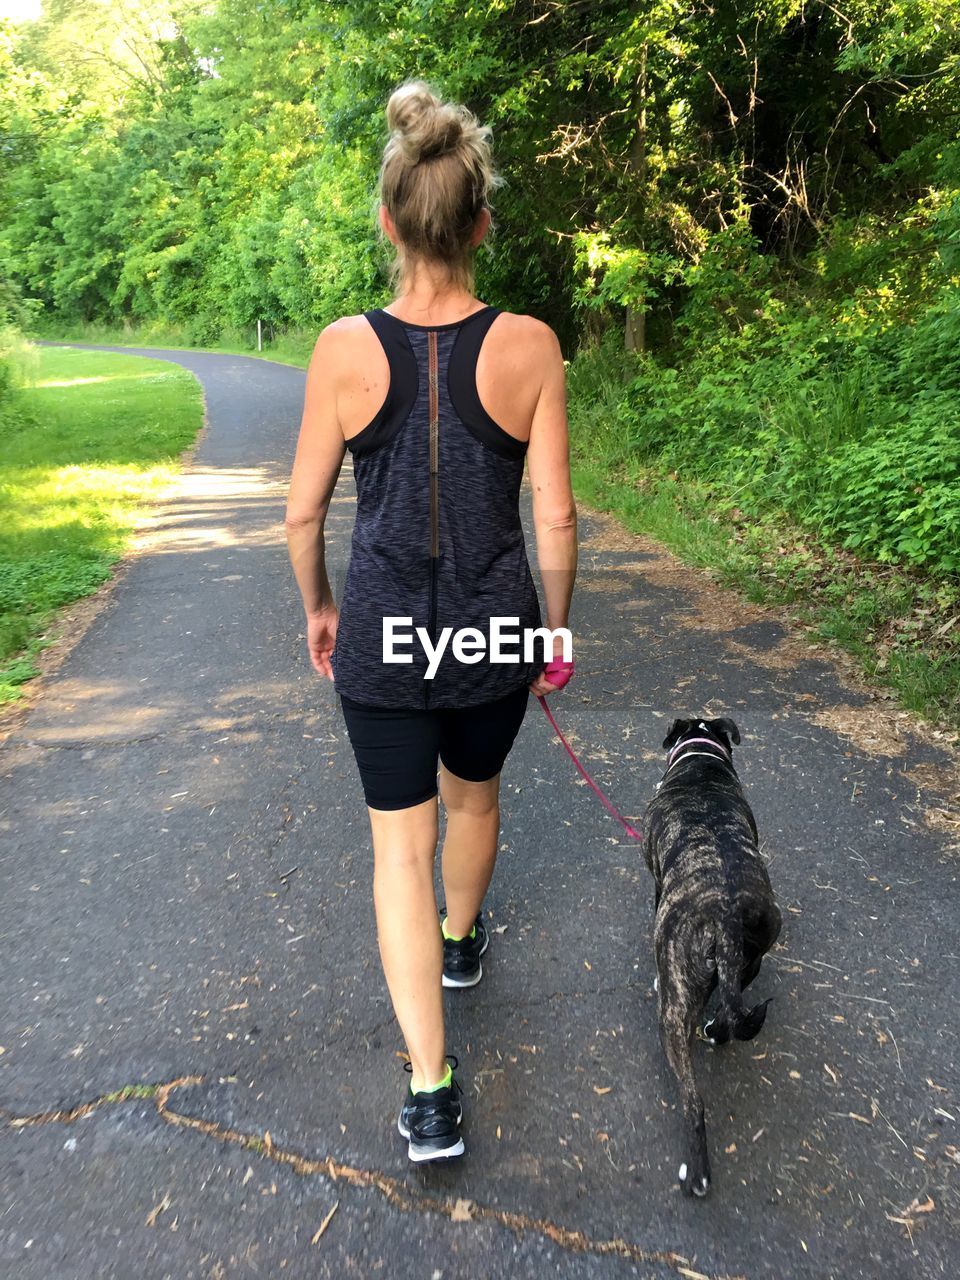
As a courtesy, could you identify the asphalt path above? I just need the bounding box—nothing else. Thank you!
[1,342,958,1279]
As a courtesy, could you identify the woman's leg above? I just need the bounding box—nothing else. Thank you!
[338,696,450,1094]
[438,767,501,938]
[437,685,529,937]
[368,797,447,1093]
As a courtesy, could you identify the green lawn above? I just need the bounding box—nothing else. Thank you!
[0,345,204,701]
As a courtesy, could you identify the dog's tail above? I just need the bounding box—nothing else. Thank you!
[708,928,771,1045]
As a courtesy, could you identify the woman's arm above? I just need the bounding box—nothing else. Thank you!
[525,321,577,695]
[285,325,348,679]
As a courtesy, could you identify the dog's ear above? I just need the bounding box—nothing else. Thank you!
[709,717,741,747]
[662,718,693,750]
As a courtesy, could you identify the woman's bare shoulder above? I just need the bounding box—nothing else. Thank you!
[307,314,379,373]
[490,311,563,373]
[313,313,372,344]
[494,309,559,342]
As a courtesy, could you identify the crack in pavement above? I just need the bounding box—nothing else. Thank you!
[3,1073,746,1280]
[2,1081,162,1128]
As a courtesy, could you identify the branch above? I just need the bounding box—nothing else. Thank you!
[705,70,739,128]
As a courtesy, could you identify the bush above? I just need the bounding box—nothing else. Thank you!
[601,221,960,577]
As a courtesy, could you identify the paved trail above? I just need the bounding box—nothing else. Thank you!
[1,343,958,1279]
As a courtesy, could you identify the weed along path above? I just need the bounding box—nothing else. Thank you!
[1,342,958,1279]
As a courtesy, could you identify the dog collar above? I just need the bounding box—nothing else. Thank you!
[666,736,731,765]
[660,738,734,784]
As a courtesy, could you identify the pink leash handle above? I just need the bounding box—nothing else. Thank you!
[537,694,643,842]
[543,657,575,690]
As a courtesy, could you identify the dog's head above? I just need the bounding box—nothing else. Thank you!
[662,717,741,754]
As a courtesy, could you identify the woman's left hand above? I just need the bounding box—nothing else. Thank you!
[306,605,339,680]
[529,656,574,697]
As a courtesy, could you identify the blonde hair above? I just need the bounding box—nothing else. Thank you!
[377,79,503,295]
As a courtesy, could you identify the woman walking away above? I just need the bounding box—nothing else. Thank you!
[284,78,577,1163]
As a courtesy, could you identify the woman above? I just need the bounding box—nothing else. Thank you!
[285,79,577,1163]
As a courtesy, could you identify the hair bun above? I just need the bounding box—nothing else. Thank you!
[378,78,501,292]
[386,79,464,163]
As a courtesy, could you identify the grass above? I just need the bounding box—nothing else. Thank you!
[34,315,319,369]
[566,339,960,730]
[0,344,204,702]
[102,1083,161,1103]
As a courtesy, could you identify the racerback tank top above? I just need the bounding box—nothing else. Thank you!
[331,304,544,709]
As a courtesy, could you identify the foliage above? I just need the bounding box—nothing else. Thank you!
[1,0,959,597]
[566,145,957,579]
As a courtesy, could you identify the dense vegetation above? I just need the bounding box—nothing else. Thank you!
[1,1,958,716]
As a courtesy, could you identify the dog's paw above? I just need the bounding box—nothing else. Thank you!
[701,1014,731,1046]
[678,1161,711,1198]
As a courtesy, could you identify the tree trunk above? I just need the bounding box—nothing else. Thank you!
[625,303,645,354]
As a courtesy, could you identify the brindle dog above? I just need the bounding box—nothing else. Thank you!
[642,717,781,1197]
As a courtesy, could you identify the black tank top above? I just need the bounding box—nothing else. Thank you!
[331,305,544,709]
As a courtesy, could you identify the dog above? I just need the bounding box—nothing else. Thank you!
[642,717,781,1197]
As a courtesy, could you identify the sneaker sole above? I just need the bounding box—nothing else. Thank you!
[408,1135,465,1162]
[442,963,482,988]
[441,934,490,988]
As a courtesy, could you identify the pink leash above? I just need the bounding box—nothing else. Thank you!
[537,694,643,843]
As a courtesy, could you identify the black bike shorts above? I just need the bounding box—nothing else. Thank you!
[338,685,530,811]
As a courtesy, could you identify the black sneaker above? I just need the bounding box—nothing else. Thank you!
[397,1056,465,1162]
[441,913,489,988]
